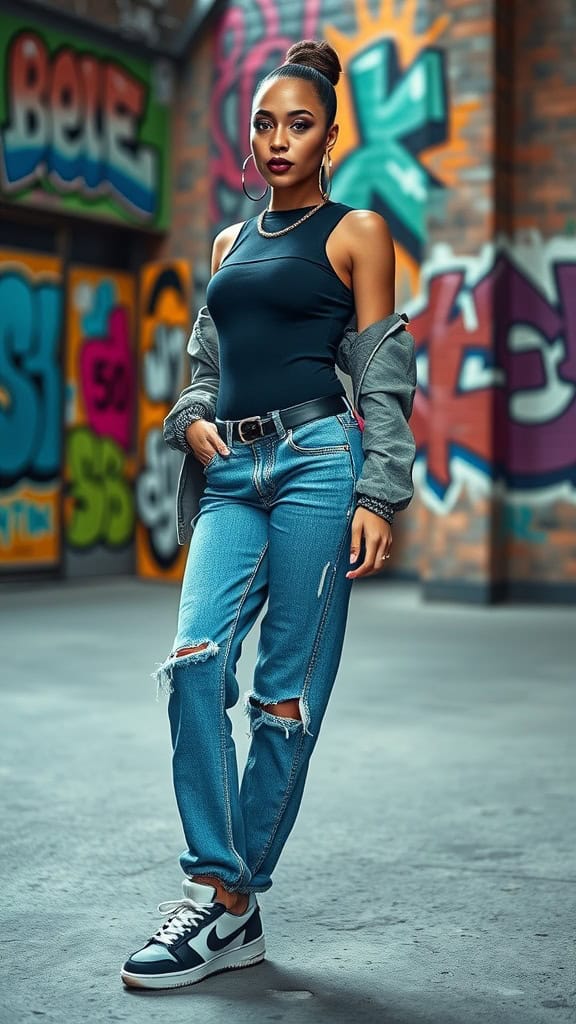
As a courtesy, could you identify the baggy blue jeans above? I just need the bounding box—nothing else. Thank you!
[153,406,365,894]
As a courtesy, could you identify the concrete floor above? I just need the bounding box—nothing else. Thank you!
[0,577,574,1024]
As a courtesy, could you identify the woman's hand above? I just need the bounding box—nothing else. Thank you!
[346,507,392,579]
[185,420,230,465]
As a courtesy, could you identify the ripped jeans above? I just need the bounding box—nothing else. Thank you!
[154,406,364,893]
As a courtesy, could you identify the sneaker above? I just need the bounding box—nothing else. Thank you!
[121,879,265,990]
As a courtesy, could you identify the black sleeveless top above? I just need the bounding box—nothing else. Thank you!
[206,200,355,420]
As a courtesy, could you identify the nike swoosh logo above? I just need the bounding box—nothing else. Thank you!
[205,917,250,952]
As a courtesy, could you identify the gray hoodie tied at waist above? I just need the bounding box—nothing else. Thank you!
[164,305,417,546]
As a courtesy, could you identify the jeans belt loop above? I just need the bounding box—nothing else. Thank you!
[270,408,286,439]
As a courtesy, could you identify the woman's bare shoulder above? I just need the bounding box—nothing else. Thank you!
[211,220,247,273]
[338,208,392,244]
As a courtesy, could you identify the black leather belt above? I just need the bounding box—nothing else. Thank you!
[216,394,348,444]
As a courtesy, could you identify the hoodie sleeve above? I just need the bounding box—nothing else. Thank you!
[355,325,417,512]
[163,305,220,453]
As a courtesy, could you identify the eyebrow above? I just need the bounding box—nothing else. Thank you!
[254,108,316,118]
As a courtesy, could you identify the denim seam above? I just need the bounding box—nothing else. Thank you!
[300,436,358,727]
[250,444,264,504]
[335,411,355,435]
[251,443,273,507]
[218,540,269,891]
[285,428,350,456]
[249,450,358,877]
[249,729,307,877]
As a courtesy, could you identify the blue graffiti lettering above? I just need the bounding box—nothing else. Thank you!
[0,270,62,486]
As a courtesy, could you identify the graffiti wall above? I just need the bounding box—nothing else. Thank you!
[209,0,478,300]
[136,261,190,580]
[0,13,172,228]
[409,233,576,586]
[0,251,63,571]
[65,268,136,575]
[410,236,576,511]
[205,0,576,594]
[0,252,192,578]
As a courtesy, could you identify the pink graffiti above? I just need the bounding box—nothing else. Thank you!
[410,251,576,496]
[494,257,576,479]
[80,306,134,450]
[210,0,321,220]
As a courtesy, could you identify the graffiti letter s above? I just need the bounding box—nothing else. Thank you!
[67,428,104,548]
[0,272,61,486]
[101,434,134,545]
[67,427,134,549]
[0,274,37,480]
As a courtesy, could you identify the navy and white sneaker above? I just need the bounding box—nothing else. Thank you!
[121,879,265,990]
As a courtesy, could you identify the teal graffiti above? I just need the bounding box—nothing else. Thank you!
[82,280,116,337]
[332,39,448,262]
[0,270,62,486]
[503,507,547,545]
[0,498,52,545]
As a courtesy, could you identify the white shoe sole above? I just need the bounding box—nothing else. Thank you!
[120,935,266,990]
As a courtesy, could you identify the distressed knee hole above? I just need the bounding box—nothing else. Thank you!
[257,698,301,721]
[174,643,210,657]
[152,638,219,698]
[243,693,313,739]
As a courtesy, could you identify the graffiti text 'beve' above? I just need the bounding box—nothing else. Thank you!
[0,31,159,219]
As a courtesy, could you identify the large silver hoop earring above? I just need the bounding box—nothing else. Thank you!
[242,153,269,201]
[319,151,332,200]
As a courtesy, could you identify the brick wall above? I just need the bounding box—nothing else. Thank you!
[504,1,576,594]
[512,3,576,235]
[155,25,214,308]
[426,0,495,255]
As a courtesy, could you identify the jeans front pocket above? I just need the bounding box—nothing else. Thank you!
[285,414,350,456]
[202,451,219,474]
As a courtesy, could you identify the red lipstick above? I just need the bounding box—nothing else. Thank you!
[267,159,293,174]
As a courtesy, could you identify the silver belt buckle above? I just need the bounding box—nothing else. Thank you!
[237,415,265,443]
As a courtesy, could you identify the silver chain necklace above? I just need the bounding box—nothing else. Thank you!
[257,200,328,239]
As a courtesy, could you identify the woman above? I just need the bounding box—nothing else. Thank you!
[122,38,416,990]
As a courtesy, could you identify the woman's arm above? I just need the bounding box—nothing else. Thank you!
[343,212,405,579]
[163,223,244,457]
[162,304,221,453]
[345,210,396,331]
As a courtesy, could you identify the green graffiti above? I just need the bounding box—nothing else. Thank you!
[331,39,448,262]
[66,427,134,549]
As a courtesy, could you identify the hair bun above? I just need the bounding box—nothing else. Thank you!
[284,39,341,87]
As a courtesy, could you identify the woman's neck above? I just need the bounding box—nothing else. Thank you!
[266,191,328,212]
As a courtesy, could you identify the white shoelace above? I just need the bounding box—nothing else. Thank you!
[152,898,213,945]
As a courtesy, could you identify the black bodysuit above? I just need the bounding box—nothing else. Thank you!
[206,200,356,420]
